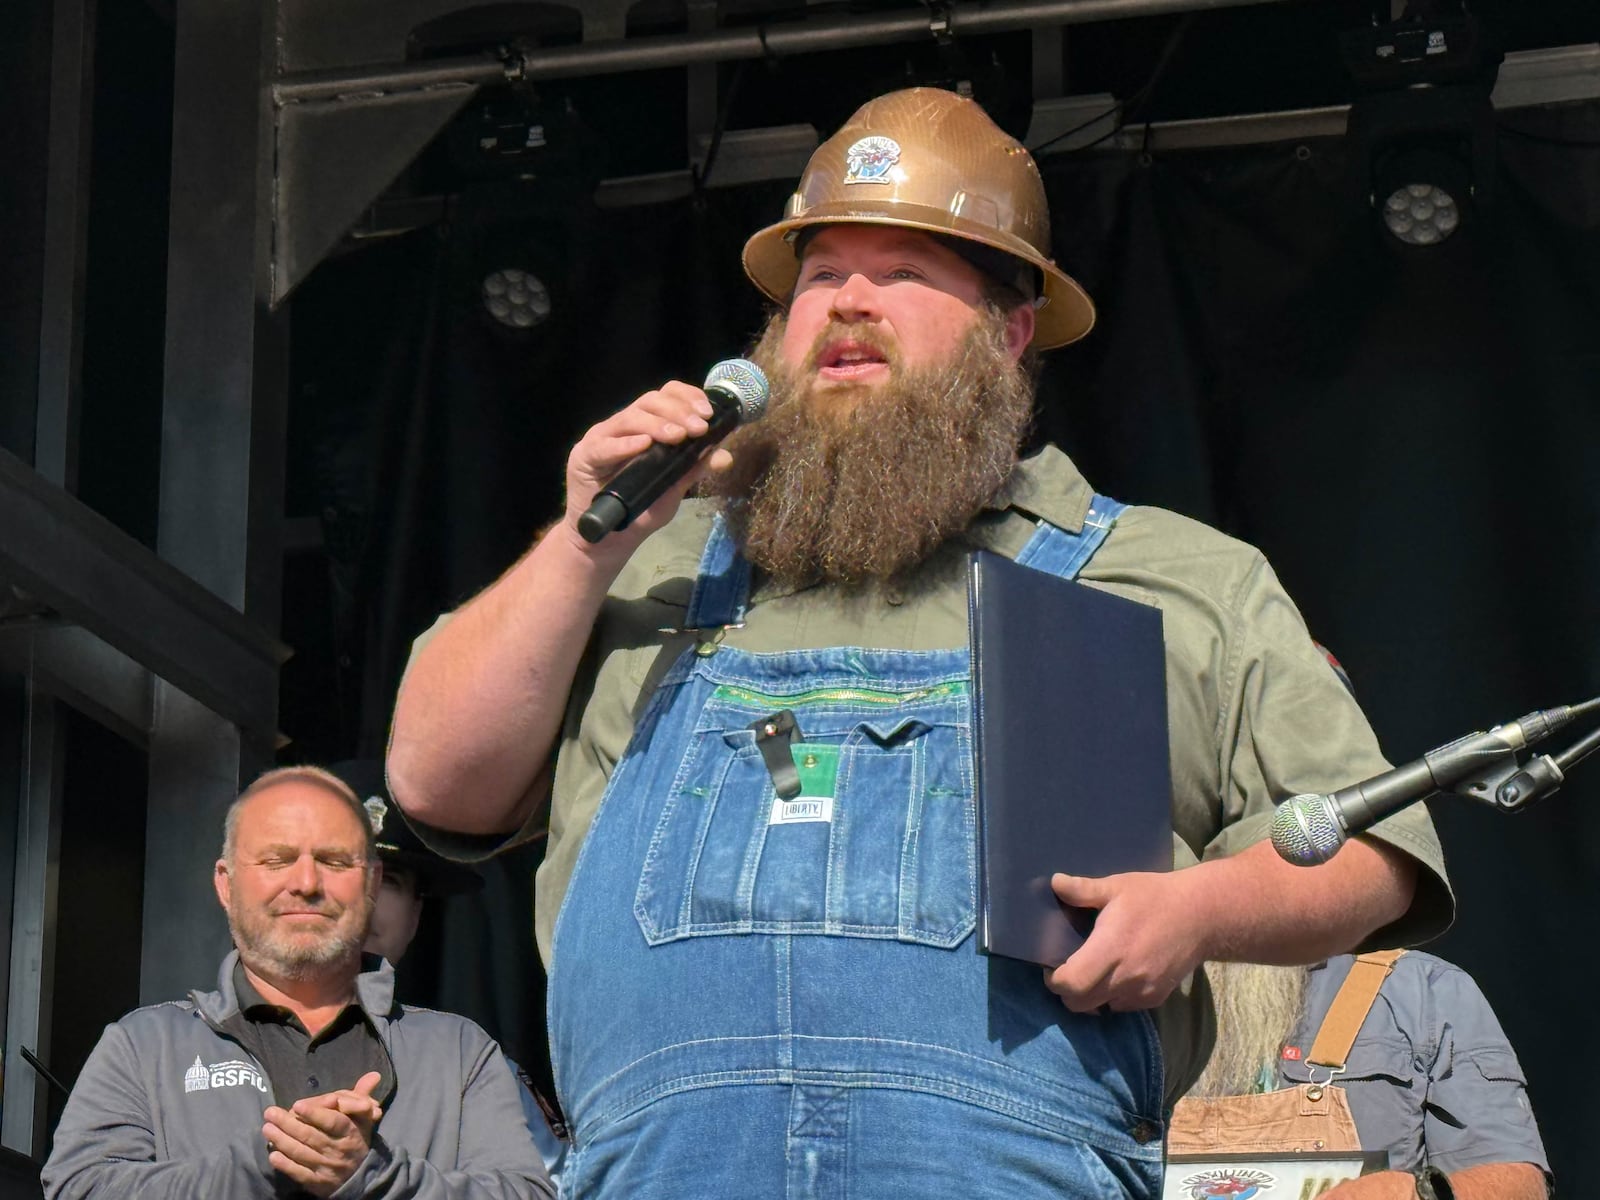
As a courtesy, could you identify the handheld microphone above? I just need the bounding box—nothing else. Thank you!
[1269,703,1591,865]
[577,359,769,544]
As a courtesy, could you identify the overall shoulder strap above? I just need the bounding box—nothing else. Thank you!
[682,512,751,631]
[686,492,1127,623]
[1013,493,1126,581]
[1307,949,1408,1070]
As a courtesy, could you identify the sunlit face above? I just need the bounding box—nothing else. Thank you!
[214,781,377,981]
[364,863,424,965]
[781,224,1034,414]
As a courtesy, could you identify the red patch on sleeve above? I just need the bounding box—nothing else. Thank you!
[1281,1045,1302,1060]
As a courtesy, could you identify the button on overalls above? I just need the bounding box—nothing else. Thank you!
[550,500,1165,1198]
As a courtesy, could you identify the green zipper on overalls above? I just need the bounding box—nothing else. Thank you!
[713,680,967,708]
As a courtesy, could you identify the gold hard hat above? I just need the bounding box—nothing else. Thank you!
[742,87,1095,349]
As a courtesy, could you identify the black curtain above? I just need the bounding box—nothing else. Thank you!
[1040,103,1600,1188]
[291,99,1600,1186]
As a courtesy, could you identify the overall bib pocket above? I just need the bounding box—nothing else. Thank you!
[633,677,976,948]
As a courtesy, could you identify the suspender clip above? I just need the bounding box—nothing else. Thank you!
[750,709,803,799]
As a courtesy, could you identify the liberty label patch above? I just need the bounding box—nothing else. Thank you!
[844,135,900,184]
[768,744,838,825]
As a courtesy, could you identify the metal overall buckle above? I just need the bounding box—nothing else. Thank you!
[1303,1062,1346,1102]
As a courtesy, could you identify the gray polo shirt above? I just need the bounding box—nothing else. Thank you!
[225,961,395,1110]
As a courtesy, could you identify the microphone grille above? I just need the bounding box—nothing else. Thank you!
[703,358,770,423]
[1269,794,1344,867]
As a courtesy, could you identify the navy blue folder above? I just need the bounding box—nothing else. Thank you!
[968,550,1174,967]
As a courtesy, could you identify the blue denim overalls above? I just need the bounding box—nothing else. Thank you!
[549,498,1165,1198]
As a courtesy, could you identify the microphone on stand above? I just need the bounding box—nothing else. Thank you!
[1270,699,1600,865]
[577,359,769,544]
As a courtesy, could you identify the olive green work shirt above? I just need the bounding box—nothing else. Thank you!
[408,445,1453,1093]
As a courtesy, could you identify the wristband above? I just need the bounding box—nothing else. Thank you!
[1414,1165,1455,1200]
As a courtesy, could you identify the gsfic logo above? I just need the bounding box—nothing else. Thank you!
[183,1055,268,1095]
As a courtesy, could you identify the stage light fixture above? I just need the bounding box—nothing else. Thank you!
[1339,3,1492,92]
[481,267,551,329]
[1340,3,1502,249]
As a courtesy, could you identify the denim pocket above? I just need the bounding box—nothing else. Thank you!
[633,685,975,948]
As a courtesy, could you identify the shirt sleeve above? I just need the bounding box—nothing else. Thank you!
[1203,553,1454,949]
[1416,963,1551,1178]
[41,1024,273,1200]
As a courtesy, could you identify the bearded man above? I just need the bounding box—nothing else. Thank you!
[43,767,552,1200]
[387,88,1454,1199]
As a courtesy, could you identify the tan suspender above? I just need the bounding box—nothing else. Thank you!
[1306,949,1407,1070]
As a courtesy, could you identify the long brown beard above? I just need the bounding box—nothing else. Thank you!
[1187,961,1313,1099]
[701,305,1035,587]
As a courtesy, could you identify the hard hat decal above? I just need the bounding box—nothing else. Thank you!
[844,136,900,185]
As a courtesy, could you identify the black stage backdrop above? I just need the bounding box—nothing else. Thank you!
[287,98,1600,1183]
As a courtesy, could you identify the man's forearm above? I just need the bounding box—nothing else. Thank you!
[388,526,626,835]
[1196,835,1417,964]
[1449,1161,1547,1200]
[43,1146,270,1199]
[1046,833,1419,1012]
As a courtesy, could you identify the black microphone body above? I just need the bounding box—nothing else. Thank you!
[1270,706,1582,865]
[577,359,768,544]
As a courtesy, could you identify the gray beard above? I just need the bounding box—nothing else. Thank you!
[1187,961,1313,1099]
[227,896,369,983]
[702,305,1035,588]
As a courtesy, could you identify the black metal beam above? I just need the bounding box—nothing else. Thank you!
[274,0,1298,95]
[0,0,53,462]
[0,678,22,1117]
[35,0,98,491]
[0,446,286,743]
[0,684,62,1157]
[141,0,289,1005]
[274,51,506,105]
[271,83,478,305]
[0,623,154,749]
[142,689,260,1004]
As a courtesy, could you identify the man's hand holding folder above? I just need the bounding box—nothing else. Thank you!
[1041,837,1421,1014]
[1043,869,1214,1013]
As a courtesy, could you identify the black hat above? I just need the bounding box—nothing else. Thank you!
[328,760,485,898]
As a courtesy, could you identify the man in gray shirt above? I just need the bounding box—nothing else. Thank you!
[1174,952,1549,1199]
[42,765,552,1200]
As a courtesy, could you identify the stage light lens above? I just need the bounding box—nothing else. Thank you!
[1381,183,1460,246]
[482,268,551,329]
